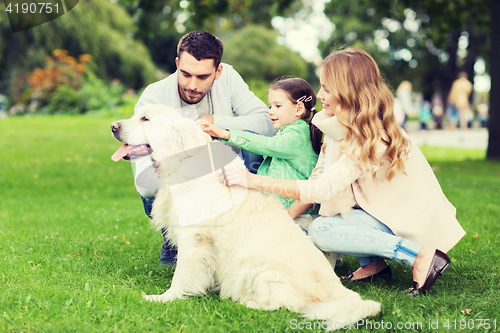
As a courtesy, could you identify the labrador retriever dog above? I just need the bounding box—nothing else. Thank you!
[111,104,380,329]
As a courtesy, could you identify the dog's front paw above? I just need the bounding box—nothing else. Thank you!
[142,292,168,303]
[141,290,181,303]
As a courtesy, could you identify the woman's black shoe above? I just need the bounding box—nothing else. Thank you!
[341,265,392,282]
[408,249,450,296]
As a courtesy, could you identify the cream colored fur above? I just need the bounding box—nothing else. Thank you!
[112,104,381,329]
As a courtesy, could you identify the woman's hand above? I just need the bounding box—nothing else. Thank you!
[196,119,230,140]
[216,163,301,200]
[216,163,251,188]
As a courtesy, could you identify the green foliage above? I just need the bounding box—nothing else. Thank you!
[0,0,157,97]
[320,0,490,96]
[117,0,302,34]
[9,49,137,115]
[247,79,272,105]
[184,0,301,30]
[41,74,136,114]
[399,0,490,52]
[112,0,303,74]
[222,25,308,83]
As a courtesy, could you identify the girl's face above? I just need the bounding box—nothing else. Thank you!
[268,89,303,130]
[317,71,340,117]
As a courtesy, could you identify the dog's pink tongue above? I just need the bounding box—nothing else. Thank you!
[111,145,132,161]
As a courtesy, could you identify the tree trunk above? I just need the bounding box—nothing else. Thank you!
[487,0,500,159]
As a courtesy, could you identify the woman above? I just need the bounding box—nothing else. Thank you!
[217,48,465,296]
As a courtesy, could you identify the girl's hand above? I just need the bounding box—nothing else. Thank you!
[216,163,251,188]
[196,119,230,140]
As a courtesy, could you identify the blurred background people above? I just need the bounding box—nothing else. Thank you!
[447,72,473,129]
[431,91,444,130]
[477,103,489,128]
[395,80,413,128]
[419,100,432,130]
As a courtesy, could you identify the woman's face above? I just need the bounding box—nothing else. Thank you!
[317,70,340,117]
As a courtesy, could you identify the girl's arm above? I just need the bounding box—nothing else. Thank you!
[197,119,230,140]
[224,126,304,159]
[201,121,311,160]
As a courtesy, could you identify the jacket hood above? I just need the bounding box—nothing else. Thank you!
[311,111,347,141]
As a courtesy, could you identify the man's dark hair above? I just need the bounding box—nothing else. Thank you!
[177,31,224,68]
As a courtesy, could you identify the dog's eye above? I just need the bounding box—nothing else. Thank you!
[141,116,149,122]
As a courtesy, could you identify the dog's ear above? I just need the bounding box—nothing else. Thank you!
[176,118,209,150]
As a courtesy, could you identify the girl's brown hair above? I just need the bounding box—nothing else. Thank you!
[321,48,410,180]
[270,78,323,155]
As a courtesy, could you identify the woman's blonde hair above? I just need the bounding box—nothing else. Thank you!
[321,48,410,180]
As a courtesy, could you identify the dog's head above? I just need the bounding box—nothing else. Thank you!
[111,104,210,162]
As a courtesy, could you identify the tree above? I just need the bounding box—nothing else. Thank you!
[114,0,304,74]
[182,0,300,30]
[114,0,183,74]
[487,0,500,159]
[0,0,157,96]
[320,0,496,158]
[398,0,489,116]
[321,0,489,92]
[222,25,308,83]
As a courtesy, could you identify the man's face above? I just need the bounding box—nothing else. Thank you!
[176,52,222,104]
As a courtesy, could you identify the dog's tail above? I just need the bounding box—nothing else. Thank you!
[301,298,381,331]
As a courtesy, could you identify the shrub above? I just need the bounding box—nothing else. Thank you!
[42,74,134,114]
[9,49,136,115]
[0,0,157,93]
[27,49,90,100]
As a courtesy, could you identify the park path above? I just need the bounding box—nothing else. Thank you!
[405,122,488,149]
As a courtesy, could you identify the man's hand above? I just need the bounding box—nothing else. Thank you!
[196,119,230,140]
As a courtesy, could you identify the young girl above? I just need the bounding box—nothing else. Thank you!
[197,77,322,213]
[217,48,465,296]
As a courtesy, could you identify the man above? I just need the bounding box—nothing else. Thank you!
[133,31,275,266]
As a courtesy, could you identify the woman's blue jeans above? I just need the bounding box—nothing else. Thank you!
[308,209,422,268]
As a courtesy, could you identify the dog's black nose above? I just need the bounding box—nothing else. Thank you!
[111,121,120,133]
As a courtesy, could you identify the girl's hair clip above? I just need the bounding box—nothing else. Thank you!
[297,95,313,103]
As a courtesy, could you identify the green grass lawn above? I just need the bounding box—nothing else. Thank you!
[1,115,499,332]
